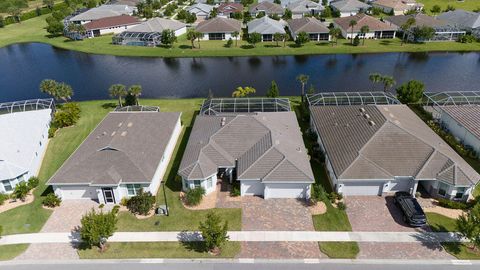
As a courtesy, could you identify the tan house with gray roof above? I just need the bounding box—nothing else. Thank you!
[196,17,242,40]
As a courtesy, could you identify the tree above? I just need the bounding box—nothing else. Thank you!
[86,0,97,8]
[80,208,118,251]
[400,17,416,45]
[13,182,30,202]
[352,35,360,46]
[128,85,142,105]
[430,4,441,15]
[232,86,256,97]
[273,32,284,47]
[329,27,341,46]
[187,28,197,48]
[368,73,382,91]
[321,6,332,18]
[67,23,87,38]
[282,9,292,20]
[296,74,309,102]
[199,212,229,253]
[247,32,262,47]
[349,20,357,44]
[295,31,309,47]
[46,19,64,35]
[161,29,177,47]
[266,80,279,97]
[210,7,218,18]
[232,31,240,47]
[39,79,73,102]
[360,25,369,45]
[396,80,424,104]
[126,189,156,216]
[381,75,396,92]
[109,84,127,107]
[40,79,58,97]
[457,203,480,251]
[412,26,435,42]
[7,6,21,23]
[43,0,55,9]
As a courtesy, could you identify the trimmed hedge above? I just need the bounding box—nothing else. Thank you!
[438,198,468,210]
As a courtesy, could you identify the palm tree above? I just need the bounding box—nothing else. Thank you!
[360,25,369,46]
[349,20,357,44]
[329,28,341,46]
[232,86,256,97]
[55,83,73,103]
[368,73,382,91]
[40,79,57,97]
[400,17,416,46]
[296,74,309,102]
[232,31,239,47]
[128,85,142,105]
[109,84,127,107]
[381,76,396,93]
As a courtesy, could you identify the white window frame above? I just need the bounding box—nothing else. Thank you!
[2,180,12,192]
[126,184,142,196]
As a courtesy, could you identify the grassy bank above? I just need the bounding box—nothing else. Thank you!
[0,245,29,261]
[1,15,480,58]
[418,0,480,14]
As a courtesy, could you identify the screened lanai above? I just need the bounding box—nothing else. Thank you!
[200,98,291,115]
[423,92,480,106]
[0,99,54,115]
[112,31,162,46]
[307,92,400,106]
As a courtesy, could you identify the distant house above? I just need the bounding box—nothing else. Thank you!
[48,111,182,204]
[249,2,285,17]
[108,0,142,6]
[371,0,423,16]
[113,18,187,46]
[330,0,370,17]
[196,17,242,40]
[83,15,140,38]
[187,3,214,22]
[69,5,135,24]
[288,17,330,41]
[385,13,465,42]
[287,0,324,19]
[217,3,244,18]
[334,13,397,39]
[0,99,53,194]
[438,10,480,39]
[247,16,286,41]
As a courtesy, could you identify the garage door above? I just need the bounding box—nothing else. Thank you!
[340,182,383,196]
[264,183,309,199]
[56,186,98,200]
[241,180,264,196]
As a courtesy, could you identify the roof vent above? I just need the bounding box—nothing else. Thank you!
[118,122,123,127]
[102,131,107,136]
[359,108,366,113]
[368,120,376,126]
[364,113,370,119]
[121,131,127,136]
[111,131,116,137]
[275,140,280,145]
[334,122,338,126]
[127,122,133,127]
[221,117,226,126]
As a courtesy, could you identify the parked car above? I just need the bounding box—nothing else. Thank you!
[393,191,427,227]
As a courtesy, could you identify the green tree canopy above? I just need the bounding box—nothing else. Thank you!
[457,203,480,251]
[109,84,127,107]
[368,73,382,91]
[247,32,262,47]
[412,26,435,42]
[160,29,177,47]
[273,32,285,47]
[329,27,342,46]
[199,212,229,253]
[80,208,118,251]
[266,80,279,97]
[395,80,425,104]
[295,31,309,47]
[232,86,256,97]
[39,79,74,102]
[381,75,396,92]
[128,85,142,106]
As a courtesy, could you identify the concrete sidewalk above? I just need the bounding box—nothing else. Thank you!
[0,231,465,246]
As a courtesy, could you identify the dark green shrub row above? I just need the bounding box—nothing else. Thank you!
[438,198,468,210]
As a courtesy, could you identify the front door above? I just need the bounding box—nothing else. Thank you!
[102,188,115,204]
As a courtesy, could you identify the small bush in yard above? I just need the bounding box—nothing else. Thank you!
[80,208,117,251]
[43,193,62,208]
[438,198,468,210]
[120,197,130,206]
[27,176,40,189]
[199,212,229,254]
[126,189,156,215]
[13,182,30,201]
[230,182,240,197]
[337,202,347,210]
[0,193,8,205]
[312,184,327,202]
[185,187,205,206]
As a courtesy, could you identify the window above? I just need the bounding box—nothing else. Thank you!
[193,180,201,188]
[208,33,225,40]
[455,187,466,199]
[184,180,189,190]
[2,180,12,192]
[438,182,448,197]
[126,184,142,196]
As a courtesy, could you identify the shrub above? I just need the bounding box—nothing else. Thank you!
[13,182,30,201]
[226,38,233,48]
[458,34,476,43]
[43,193,62,208]
[199,212,229,252]
[52,103,81,128]
[312,184,327,202]
[0,193,8,205]
[337,201,347,210]
[126,189,156,215]
[185,187,205,206]
[120,197,130,206]
[48,126,58,138]
[230,183,240,197]
[80,208,118,251]
[327,191,340,203]
[27,176,40,189]
[438,198,467,210]
[352,35,360,46]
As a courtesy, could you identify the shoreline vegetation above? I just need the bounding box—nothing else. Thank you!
[1,15,480,58]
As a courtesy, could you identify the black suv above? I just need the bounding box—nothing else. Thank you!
[393,192,427,227]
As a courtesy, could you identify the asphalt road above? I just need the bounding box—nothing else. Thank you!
[1,260,478,270]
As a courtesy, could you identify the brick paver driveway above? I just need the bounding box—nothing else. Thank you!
[345,196,454,259]
[238,196,325,259]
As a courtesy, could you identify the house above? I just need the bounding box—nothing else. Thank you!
[288,17,330,41]
[186,3,214,22]
[287,0,324,19]
[83,14,140,38]
[371,0,423,16]
[385,13,465,42]
[69,5,135,24]
[308,93,480,201]
[0,99,53,194]
[113,18,187,46]
[217,3,244,18]
[330,0,370,17]
[438,10,480,39]
[108,0,142,6]
[249,2,285,17]
[334,13,397,39]
[178,99,314,200]
[247,16,286,41]
[196,17,242,40]
[47,110,182,204]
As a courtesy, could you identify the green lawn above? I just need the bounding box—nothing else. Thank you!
[418,0,480,14]
[426,212,457,232]
[0,245,29,261]
[78,242,240,259]
[1,15,480,57]
[318,242,360,259]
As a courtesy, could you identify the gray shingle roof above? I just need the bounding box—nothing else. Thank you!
[310,105,480,186]
[385,13,448,29]
[70,5,135,22]
[440,105,480,141]
[288,17,329,34]
[249,2,285,15]
[438,10,480,29]
[179,112,314,183]
[330,0,370,12]
[196,17,242,33]
[247,16,286,34]
[48,112,181,186]
[187,3,214,15]
[127,18,186,33]
[287,0,324,14]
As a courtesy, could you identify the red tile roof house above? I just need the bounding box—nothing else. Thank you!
[217,3,244,18]
[333,13,397,39]
[83,14,140,38]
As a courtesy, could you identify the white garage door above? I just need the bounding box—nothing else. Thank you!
[57,186,98,200]
[241,180,264,196]
[264,183,309,199]
[341,182,383,196]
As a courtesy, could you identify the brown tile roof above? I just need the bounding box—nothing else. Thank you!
[372,0,409,11]
[288,17,329,34]
[334,13,397,32]
[217,3,244,14]
[83,14,140,31]
[196,17,242,33]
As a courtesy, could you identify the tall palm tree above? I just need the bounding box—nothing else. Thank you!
[400,17,416,46]
[109,84,127,107]
[381,76,396,93]
[296,74,309,102]
[329,28,341,46]
[349,20,357,44]
[360,25,369,46]
[128,85,142,106]
[40,79,57,97]
[368,73,382,91]
[56,83,73,103]
[232,31,239,47]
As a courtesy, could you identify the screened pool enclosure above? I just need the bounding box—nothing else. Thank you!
[112,31,162,46]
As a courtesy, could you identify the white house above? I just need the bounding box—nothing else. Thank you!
[195,17,242,40]
[287,0,324,19]
[83,14,140,38]
[330,0,370,17]
[0,99,53,194]
[187,3,214,22]
[247,16,286,42]
[47,110,182,204]
[69,5,136,24]
[288,17,330,41]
